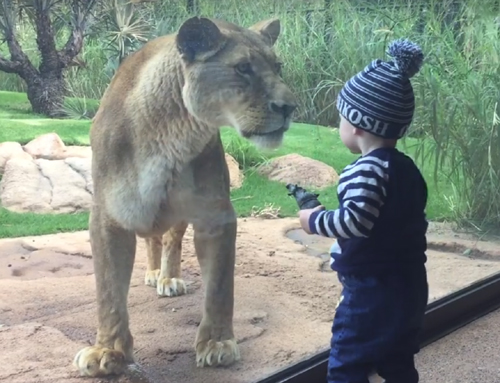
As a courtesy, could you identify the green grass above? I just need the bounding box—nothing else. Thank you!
[0,209,90,238]
[0,90,453,238]
[222,125,451,220]
[0,91,91,145]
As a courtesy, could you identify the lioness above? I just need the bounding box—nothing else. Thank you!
[73,16,297,377]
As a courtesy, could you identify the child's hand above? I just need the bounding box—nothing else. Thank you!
[298,205,325,234]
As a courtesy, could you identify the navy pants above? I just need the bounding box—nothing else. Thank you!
[327,265,428,383]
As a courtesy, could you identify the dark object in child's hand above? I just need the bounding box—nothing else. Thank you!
[286,183,322,210]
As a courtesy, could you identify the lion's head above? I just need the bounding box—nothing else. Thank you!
[176,17,298,149]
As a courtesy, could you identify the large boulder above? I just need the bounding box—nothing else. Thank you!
[22,133,91,160]
[0,157,92,214]
[0,142,32,174]
[258,153,339,189]
[0,133,244,214]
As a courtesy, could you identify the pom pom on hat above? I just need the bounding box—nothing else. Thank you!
[386,38,424,78]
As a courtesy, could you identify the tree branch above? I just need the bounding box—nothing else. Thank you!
[58,27,84,67]
[58,0,97,68]
[2,35,40,79]
[0,0,36,77]
[0,54,21,74]
[33,1,60,74]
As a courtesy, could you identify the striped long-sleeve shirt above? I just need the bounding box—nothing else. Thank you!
[308,147,428,274]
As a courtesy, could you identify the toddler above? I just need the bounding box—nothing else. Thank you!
[299,39,429,383]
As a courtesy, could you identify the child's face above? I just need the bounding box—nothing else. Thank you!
[339,116,362,154]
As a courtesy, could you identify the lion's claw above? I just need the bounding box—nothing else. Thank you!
[73,346,126,377]
[157,277,187,297]
[195,338,240,367]
[144,269,160,287]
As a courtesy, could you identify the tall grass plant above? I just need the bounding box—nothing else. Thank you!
[0,0,498,231]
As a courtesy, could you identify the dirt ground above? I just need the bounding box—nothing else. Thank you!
[1,218,500,383]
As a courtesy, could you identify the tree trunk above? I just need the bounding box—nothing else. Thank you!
[0,1,94,118]
[25,71,66,117]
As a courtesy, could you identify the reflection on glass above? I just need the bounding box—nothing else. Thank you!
[0,1,499,383]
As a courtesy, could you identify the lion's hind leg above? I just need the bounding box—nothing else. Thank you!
[73,210,136,377]
[144,235,162,287]
[156,221,189,297]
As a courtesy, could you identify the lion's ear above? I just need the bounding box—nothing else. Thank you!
[249,18,280,47]
[176,17,226,62]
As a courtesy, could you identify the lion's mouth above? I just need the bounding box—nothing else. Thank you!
[241,125,287,139]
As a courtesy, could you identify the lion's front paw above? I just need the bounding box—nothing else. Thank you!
[73,346,126,377]
[195,338,240,367]
[144,269,160,287]
[157,277,187,297]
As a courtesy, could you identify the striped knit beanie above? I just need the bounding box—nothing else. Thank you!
[337,38,424,139]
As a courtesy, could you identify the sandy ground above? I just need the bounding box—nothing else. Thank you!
[415,307,500,383]
[1,218,500,383]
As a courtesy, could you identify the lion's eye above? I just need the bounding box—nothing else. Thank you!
[235,62,253,76]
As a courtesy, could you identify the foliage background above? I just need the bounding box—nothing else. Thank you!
[0,0,499,233]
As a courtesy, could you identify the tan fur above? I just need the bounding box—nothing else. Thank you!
[73,16,298,377]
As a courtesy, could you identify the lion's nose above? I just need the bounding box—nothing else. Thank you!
[269,100,297,119]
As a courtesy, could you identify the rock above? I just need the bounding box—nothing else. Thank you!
[0,158,52,213]
[0,142,32,174]
[225,153,243,190]
[65,157,93,193]
[59,145,92,159]
[0,133,243,214]
[0,157,93,214]
[258,153,339,189]
[23,133,66,159]
[23,133,91,160]
[36,158,93,213]
[0,235,93,280]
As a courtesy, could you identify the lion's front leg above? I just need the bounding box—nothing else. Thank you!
[73,209,136,377]
[192,207,240,368]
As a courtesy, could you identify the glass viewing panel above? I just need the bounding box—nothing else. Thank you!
[0,2,498,383]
